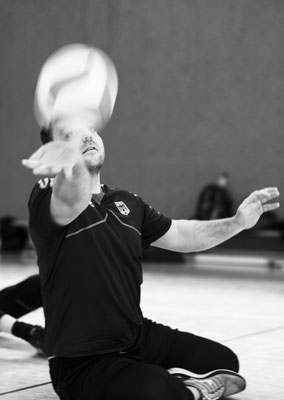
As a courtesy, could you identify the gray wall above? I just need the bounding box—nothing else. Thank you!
[1,0,283,220]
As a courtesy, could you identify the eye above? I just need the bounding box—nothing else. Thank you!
[88,125,97,133]
[62,130,74,139]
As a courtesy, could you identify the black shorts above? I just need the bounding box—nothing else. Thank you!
[49,318,239,400]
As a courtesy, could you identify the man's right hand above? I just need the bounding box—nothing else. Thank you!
[22,137,82,180]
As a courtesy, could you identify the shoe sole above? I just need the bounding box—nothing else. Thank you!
[168,367,246,397]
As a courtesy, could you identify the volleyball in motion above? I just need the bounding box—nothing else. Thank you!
[34,43,118,132]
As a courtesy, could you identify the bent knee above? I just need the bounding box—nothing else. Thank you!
[228,349,239,372]
[138,370,191,400]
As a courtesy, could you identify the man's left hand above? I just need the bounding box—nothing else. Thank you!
[235,187,280,230]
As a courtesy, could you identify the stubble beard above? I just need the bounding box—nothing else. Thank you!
[85,153,105,173]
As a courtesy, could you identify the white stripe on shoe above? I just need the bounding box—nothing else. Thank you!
[168,368,246,399]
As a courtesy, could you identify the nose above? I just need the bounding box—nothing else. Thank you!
[83,134,95,143]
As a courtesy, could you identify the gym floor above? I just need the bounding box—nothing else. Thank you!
[0,251,283,400]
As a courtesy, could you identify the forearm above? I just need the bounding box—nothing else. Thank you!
[52,159,92,207]
[154,187,280,253]
[51,160,93,224]
[173,217,243,253]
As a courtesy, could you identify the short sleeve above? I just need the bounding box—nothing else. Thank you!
[139,198,172,249]
[28,179,64,239]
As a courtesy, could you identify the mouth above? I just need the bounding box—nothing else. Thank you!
[82,146,97,154]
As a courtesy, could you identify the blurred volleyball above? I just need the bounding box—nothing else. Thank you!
[34,43,118,132]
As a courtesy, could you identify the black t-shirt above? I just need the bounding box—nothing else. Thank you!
[28,180,171,357]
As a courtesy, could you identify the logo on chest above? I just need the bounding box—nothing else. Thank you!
[114,201,130,215]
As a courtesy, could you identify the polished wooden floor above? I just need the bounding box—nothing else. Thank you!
[0,251,283,399]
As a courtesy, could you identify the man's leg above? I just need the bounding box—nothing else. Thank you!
[0,274,42,318]
[104,362,194,400]
[163,329,245,399]
[139,318,239,373]
[166,328,239,373]
[138,319,245,399]
[49,354,194,400]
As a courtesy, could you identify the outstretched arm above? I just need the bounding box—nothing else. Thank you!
[153,187,280,253]
[22,132,92,226]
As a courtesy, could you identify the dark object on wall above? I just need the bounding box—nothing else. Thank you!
[194,172,234,220]
[0,216,28,252]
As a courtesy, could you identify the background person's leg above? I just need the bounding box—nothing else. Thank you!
[0,274,42,318]
[0,309,46,354]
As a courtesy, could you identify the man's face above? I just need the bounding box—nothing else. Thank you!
[51,112,105,172]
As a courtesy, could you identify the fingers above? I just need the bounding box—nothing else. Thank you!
[263,202,280,212]
[263,187,280,199]
[21,144,53,168]
[32,165,62,176]
[22,159,41,169]
[21,140,80,177]
[251,187,280,214]
[22,158,62,176]
[250,187,280,203]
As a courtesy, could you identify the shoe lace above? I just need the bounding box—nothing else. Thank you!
[190,376,225,400]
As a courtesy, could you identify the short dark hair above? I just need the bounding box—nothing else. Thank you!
[221,172,229,179]
[40,126,53,144]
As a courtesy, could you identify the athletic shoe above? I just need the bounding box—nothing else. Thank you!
[168,367,246,399]
[28,325,46,356]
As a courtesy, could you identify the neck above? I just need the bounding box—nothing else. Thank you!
[90,171,101,194]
